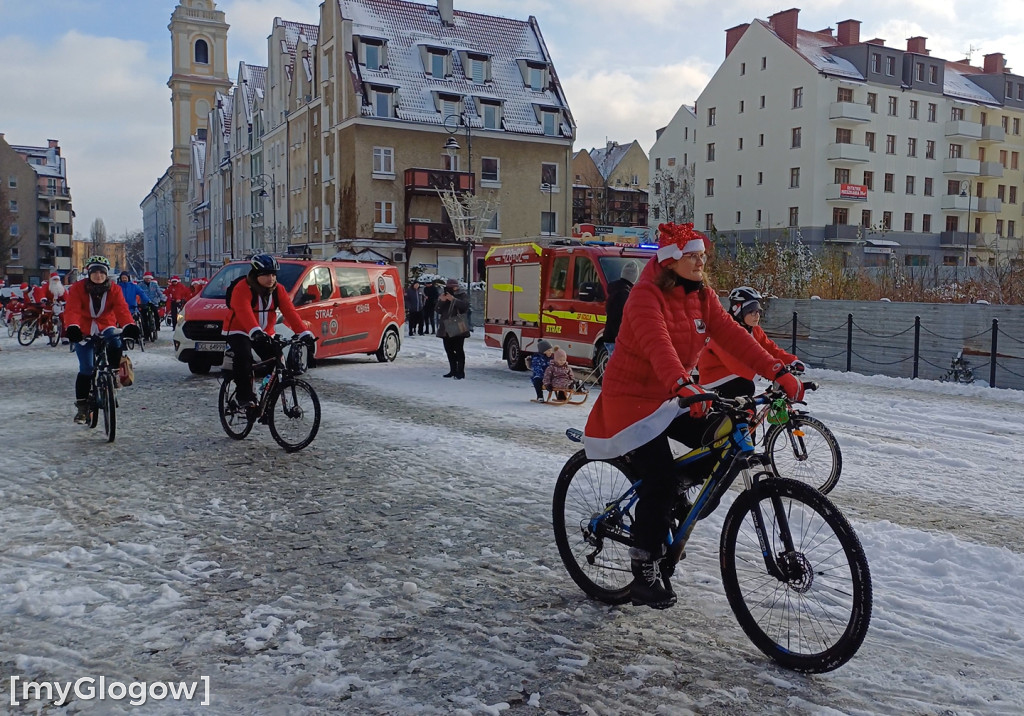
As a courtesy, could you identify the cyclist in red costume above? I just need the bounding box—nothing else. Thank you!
[222,254,314,411]
[583,223,804,610]
[164,275,192,329]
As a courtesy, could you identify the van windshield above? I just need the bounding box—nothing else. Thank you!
[201,263,303,298]
[599,255,650,283]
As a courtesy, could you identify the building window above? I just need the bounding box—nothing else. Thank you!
[885,56,895,76]
[861,209,872,227]
[486,211,500,232]
[1015,118,1022,135]
[529,65,545,91]
[929,65,938,83]
[759,95,766,108]
[837,87,853,102]
[883,211,892,230]
[865,132,875,152]
[906,176,915,194]
[372,146,394,176]
[863,171,873,190]
[836,128,852,144]
[788,207,799,226]
[371,87,392,117]
[757,171,763,185]
[707,142,716,161]
[482,102,501,130]
[951,106,964,121]
[9,224,18,236]
[740,62,746,75]
[833,207,849,225]
[1011,185,1018,204]
[667,156,676,167]
[541,163,558,187]
[835,168,851,183]
[887,96,898,116]
[429,51,447,78]
[791,127,801,148]
[654,182,661,195]
[6,176,14,188]
[1000,150,1008,168]
[996,219,1004,236]
[758,133,764,146]
[736,211,741,224]
[707,107,716,126]
[909,100,919,119]
[467,56,487,83]
[757,210,762,223]
[884,173,894,192]
[8,199,16,213]
[998,184,1006,201]
[904,213,914,231]
[885,135,896,154]
[705,213,715,231]
[908,137,917,157]
[739,100,744,113]
[761,56,767,70]
[905,254,929,266]
[542,110,559,136]
[364,42,382,71]
[867,93,877,113]
[922,214,931,232]
[949,143,963,159]
[790,168,800,188]
[927,103,937,122]
[705,178,715,197]
[652,207,660,221]
[924,177,933,196]
[926,140,935,159]
[1003,115,1010,131]
[871,53,881,73]
[737,174,742,187]
[655,158,661,171]
[915,62,925,82]
[194,39,209,65]
[1007,81,1014,98]
[541,211,556,235]
[1014,152,1021,170]
[373,201,395,228]
[793,87,803,108]
[481,157,499,183]
[442,152,460,171]
[1010,220,1016,238]
[738,137,744,150]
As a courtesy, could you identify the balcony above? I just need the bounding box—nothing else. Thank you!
[942,157,981,175]
[404,168,474,195]
[945,120,983,139]
[939,230,980,248]
[404,222,457,243]
[980,125,1006,143]
[978,197,1002,213]
[979,161,1004,177]
[826,183,869,202]
[37,187,70,198]
[53,233,71,247]
[827,142,869,163]
[824,224,863,242]
[55,256,72,270]
[53,209,71,223]
[941,194,977,212]
[828,101,871,124]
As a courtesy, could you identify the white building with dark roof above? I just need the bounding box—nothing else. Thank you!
[695,8,1024,270]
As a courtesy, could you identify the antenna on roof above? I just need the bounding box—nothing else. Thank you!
[964,44,981,62]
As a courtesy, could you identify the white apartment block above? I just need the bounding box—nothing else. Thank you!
[695,8,1024,269]
[648,103,697,228]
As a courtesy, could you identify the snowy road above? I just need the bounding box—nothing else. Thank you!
[0,331,1022,715]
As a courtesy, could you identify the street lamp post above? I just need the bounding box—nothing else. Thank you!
[251,172,277,254]
[443,136,474,284]
[959,179,973,269]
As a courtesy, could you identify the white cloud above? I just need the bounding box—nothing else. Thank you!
[0,31,168,234]
[220,0,320,70]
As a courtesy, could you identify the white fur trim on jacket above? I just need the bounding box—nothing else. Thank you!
[583,397,687,460]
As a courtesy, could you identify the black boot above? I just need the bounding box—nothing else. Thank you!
[454,358,465,379]
[442,359,455,378]
[629,550,676,609]
[74,399,90,424]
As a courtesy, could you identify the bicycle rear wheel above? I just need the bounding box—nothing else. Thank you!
[764,415,842,494]
[97,372,116,442]
[720,477,871,673]
[17,319,38,346]
[6,317,16,337]
[268,378,321,452]
[48,316,62,347]
[218,377,254,440]
[552,450,638,604]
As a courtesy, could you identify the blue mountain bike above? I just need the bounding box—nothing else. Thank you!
[552,391,872,673]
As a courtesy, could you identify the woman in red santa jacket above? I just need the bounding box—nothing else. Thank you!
[63,256,140,424]
[697,286,805,399]
[583,223,804,610]
[222,254,314,410]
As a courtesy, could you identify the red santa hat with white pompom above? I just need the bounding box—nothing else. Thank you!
[656,222,710,266]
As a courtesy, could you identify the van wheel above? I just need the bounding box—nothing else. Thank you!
[376,328,400,362]
[505,335,527,371]
[594,344,610,384]
[188,359,212,375]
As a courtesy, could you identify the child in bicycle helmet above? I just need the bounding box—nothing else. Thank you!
[697,286,804,399]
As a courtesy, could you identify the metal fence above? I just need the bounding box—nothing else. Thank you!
[761,299,1024,390]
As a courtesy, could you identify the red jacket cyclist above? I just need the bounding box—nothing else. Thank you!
[222,254,314,409]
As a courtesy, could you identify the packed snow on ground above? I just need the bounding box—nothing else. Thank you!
[0,329,1022,714]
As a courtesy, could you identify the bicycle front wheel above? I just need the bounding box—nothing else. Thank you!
[218,377,254,440]
[48,316,62,347]
[17,319,38,346]
[97,372,116,442]
[552,450,638,605]
[6,317,16,337]
[268,378,321,452]
[764,415,842,494]
[720,477,871,673]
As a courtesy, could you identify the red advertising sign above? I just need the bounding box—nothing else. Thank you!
[840,184,868,200]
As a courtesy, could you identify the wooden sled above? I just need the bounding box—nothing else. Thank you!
[534,381,590,406]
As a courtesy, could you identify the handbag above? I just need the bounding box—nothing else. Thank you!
[442,314,469,337]
[118,355,135,387]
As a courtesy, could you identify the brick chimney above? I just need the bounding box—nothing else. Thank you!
[48,139,59,148]
[984,53,1005,74]
[906,36,928,55]
[836,19,860,46]
[438,0,453,26]
[725,23,749,57]
[768,8,800,48]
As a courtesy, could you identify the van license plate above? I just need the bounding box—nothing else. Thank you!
[196,342,225,352]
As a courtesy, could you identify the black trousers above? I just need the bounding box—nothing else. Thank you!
[442,335,466,375]
[713,377,756,399]
[227,334,276,403]
[422,303,437,333]
[629,412,720,555]
[407,310,422,335]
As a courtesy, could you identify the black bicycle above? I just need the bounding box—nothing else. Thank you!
[124,311,146,352]
[80,335,118,442]
[939,350,975,384]
[553,391,872,673]
[217,335,321,452]
[139,304,159,344]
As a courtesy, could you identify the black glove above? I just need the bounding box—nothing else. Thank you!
[66,325,83,343]
[122,324,141,341]
[251,330,271,348]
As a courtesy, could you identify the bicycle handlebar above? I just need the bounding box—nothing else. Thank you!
[676,379,819,413]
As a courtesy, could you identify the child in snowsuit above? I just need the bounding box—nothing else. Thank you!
[528,339,554,401]
[543,347,575,401]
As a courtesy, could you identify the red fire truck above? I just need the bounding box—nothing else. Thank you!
[484,239,657,378]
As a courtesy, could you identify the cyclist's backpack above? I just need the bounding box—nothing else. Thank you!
[224,275,246,309]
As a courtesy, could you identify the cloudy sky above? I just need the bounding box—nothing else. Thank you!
[2,0,1023,234]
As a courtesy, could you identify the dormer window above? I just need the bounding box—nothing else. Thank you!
[368,85,394,118]
[423,48,451,78]
[481,100,501,130]
[464,53,491,83]
[541,109,559,136]
[365,42,381,71]
[357,37,388,71]
[518,60,548,91]
[529,65,545,91]
[437,93,462,121]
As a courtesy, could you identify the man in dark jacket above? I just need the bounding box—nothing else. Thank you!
[603,260,640,356]
[422,280,441,334]
[404,280,424,336]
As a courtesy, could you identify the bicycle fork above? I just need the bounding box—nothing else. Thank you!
[743,468,800,583]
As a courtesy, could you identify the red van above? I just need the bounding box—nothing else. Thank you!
[173,258,405,373]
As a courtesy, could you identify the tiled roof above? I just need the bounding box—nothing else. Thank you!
[590,142,631,180]
[791,27,864,80]
[276,19,319,82]
[10,144,67,179]
[192,139,206,178]
[341,0,572,137]
[944,65,999,105]
[239,62,267,123]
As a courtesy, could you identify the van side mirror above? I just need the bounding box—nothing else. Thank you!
[577,282,604,302]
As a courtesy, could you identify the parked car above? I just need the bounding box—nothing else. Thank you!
[173,258,405,374]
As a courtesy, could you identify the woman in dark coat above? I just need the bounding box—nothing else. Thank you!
[422,280,440,334]
[436,278,470,379]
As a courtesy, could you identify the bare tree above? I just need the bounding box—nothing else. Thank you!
[123,229,145,277]
[649,163,694,226]
[89,218,108,257]
[0,183,18,280]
